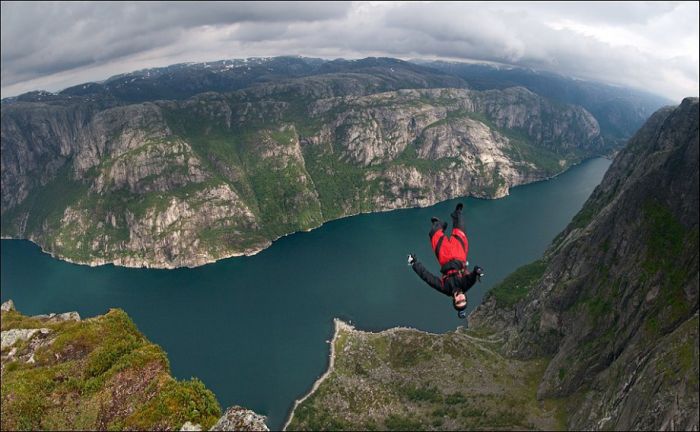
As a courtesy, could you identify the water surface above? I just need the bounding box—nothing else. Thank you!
[1,157,611,429]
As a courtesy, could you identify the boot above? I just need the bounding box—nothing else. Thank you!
[451,203,463,219]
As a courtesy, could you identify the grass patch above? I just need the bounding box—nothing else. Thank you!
[489,259,548,307]
[403,385,443,403]
[641,200,698,335]
[385,414,423,431]
[123,378,220,430]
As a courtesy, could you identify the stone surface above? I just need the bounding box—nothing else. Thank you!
[1,328,51,350]
[0,300,15,312]
[180,421,202,431]
[210,406,270,431]
[32,311,81,322]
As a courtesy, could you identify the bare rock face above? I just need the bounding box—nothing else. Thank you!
[92,138,209,194]
[1,328,51,350]
[32,311,81,322]
[52,183,264,268]
[210,406,270,431]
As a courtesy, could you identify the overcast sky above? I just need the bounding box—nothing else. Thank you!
[1,1,698,101]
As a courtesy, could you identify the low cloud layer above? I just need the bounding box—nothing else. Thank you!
[2,1,697,101]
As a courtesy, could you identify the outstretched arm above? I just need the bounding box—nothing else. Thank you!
[411,260,450,296]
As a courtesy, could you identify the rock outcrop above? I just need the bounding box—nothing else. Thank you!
[0,300,271,431]
[210,406,270,431]
[1,301,220,430]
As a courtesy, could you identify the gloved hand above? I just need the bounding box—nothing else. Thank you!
[473,265,485,282]
[407,254,416,266]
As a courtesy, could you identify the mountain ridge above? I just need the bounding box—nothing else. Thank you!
[2,64,609,268]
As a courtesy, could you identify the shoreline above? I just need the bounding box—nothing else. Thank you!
[1,156,611,269]
[281,319,449,430]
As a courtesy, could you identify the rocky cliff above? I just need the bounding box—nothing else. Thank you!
[0,300,269,431]
[2,58,605,268]
[473,96,699,430]
[286,98,699,431]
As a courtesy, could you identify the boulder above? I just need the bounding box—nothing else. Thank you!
[210,406,269,431]
[180,421,202,431]
[1,299,15,312]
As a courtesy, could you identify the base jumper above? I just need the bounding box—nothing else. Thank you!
[408,203,484,319]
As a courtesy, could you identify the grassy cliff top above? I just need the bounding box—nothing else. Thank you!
[285,319,566,431]
[0,305,221,431]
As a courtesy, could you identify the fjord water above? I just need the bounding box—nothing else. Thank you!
[1,157,610,429]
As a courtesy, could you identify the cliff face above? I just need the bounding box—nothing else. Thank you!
[472,96,699,430]
[2,67,604,268]
[287,99,699,431]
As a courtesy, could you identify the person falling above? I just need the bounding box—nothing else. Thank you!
[408,203,484,319]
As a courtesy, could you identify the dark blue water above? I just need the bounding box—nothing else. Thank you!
[0,157,610,429]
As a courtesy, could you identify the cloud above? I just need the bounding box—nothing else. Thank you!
[1,1,697,101]
[1,1,351,85]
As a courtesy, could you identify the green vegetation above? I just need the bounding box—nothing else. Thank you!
[655,315,699,387]
[302,146,378,219]
[385,414,423,431]
[641,200,699,335]
[288,326,565,431]
[570,204,597,230]
[404,385,442,403]
[1,162,89,236]
[489,259,549,307]
[0,308,221,431]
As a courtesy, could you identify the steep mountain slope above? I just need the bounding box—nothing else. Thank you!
[286,98,699,431]
[2,65,603,268]
[473,96,699,430]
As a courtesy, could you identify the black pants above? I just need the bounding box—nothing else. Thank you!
[429,208,465,239]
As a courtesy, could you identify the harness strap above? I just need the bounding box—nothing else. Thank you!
[454,234,466,252]
[441,267,466,284]
[434,235,445,260]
